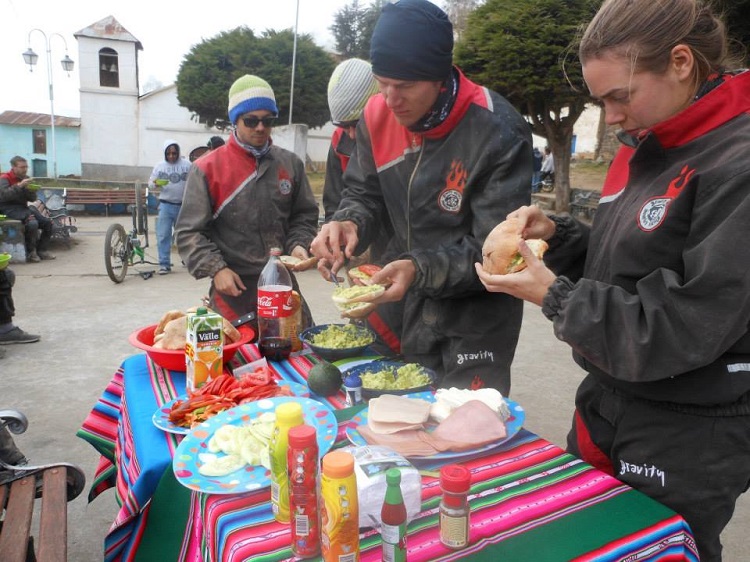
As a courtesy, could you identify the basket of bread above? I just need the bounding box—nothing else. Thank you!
[129,308,255,371]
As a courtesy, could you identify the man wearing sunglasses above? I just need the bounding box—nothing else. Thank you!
[175,75,319,333]
[311,0,532,395]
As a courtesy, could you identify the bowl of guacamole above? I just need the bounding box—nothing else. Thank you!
[348,360,437,400]
[299,323,376,361]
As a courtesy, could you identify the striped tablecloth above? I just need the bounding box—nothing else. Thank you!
[78,344,699,562]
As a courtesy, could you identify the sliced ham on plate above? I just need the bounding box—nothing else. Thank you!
[357,400,507,457]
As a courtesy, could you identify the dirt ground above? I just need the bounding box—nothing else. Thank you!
[569,160,608,190]
[308,161,608,195]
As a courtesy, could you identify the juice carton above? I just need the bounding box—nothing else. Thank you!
[185,307,224,391]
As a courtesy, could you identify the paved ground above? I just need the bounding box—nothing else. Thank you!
[3,215,747,560]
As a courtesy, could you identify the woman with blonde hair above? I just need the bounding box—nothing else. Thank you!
[476,1,750,559]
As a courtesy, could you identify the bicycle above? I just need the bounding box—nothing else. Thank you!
[104,183,159,283]
[532,172,555,193]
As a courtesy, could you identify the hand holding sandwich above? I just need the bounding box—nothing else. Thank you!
[371,259,415,303]
[475,206,556,306]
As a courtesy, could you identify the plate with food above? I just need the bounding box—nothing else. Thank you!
[346,360,437,400]
[152,379,310,434]
[346,389,524,461]
[299,323,376,361]
[173,396,337,493]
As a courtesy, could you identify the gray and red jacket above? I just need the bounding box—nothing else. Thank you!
[175,134,319,279]
[333,67,532,358]
[543,70,750,405]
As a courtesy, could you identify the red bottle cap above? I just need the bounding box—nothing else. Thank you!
[440,464,471,494]
[288,424,317,448]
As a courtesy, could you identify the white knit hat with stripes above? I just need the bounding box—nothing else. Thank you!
[327,59,379,125]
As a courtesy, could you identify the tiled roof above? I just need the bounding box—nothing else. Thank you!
[0,111,80,127]
[74,16,143,50]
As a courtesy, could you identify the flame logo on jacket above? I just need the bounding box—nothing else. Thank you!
[438,160,467,213]
[638,165,695,231]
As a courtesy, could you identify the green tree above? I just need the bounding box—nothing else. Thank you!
[456,0,597,211]
[176,27,335,130]
[442,0,479,42]
[330,0,386,59]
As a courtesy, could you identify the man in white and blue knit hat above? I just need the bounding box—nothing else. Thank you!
[311,0,533,395]
[176,74,319,333]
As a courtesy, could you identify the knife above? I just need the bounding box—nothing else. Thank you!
[231,311,256,328]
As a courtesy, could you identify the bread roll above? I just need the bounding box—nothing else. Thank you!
[482,218,548,274]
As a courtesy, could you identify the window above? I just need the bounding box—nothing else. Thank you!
[33,129,47,154]
[99,48,120,88]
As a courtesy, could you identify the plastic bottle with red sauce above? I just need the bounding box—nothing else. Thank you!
[287,424,320,558]
[439,464,471,550]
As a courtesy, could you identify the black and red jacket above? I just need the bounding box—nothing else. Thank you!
[333,67,532,367]
[544,70,750,405]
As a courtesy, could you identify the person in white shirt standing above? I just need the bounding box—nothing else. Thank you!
[148,140,191,274]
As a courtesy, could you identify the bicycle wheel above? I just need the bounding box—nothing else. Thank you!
[104,223,131,283]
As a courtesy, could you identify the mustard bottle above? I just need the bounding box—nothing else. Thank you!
[269,401,304,523]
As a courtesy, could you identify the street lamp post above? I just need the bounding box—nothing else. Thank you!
[289,0,300,125]
[22,29,75,179]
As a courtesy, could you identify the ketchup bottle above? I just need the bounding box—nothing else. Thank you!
[381,468,407,561]
[287,424,320,558]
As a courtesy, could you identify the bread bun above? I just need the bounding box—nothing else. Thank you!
[482,218,548,274]
[332,284,386,304]
[348,264,382,286]
[337,300,376,319]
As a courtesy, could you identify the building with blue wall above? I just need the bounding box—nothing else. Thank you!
[0,111,81,177]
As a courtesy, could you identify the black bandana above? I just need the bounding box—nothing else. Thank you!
[408,68,459,133]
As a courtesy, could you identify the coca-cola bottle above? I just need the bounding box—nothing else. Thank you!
[257,247,294,361]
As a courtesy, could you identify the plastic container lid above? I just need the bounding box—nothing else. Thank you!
[344,373,362,387]
[288,424,317,448]
[269,247,282,256]
[322,451,355,478]
[440,464,471,494]
[196,307,207,315]
[275,402,304,426]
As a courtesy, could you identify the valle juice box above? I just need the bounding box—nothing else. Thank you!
[185,307,224,391]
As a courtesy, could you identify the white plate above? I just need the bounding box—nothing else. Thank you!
[173,396,337,494]
[346,395,525,461]
[152,380,309,435]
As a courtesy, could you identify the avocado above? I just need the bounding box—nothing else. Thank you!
[307,361,343,397]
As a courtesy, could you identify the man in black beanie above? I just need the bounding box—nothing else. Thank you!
[312,0,532,395]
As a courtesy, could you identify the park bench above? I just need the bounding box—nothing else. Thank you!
[63,187,137,216]
[570,190,601,223]
[0,410,86,562]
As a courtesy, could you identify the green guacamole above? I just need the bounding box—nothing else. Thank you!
[309,324,374,349]
[360,363,430,390]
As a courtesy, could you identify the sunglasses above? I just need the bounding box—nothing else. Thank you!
[241,116,278,128]
[333,120,359,129]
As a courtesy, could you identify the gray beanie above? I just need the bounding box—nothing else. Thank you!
[370,0,454,82]
[327,59,379,125]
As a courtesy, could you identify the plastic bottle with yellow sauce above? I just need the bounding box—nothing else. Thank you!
[320,450,359,562]
[269,401,304,523]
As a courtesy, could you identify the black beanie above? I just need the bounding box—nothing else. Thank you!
[370,0,454,82]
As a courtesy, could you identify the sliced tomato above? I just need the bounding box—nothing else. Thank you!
[242,366,273,387]
[358,264,382,277]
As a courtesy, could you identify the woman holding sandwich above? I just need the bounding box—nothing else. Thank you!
[475,1,750,560]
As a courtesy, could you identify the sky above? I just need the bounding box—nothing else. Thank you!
[1,0,346,118]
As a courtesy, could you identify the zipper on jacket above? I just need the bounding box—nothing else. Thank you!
[407,135,424,251]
